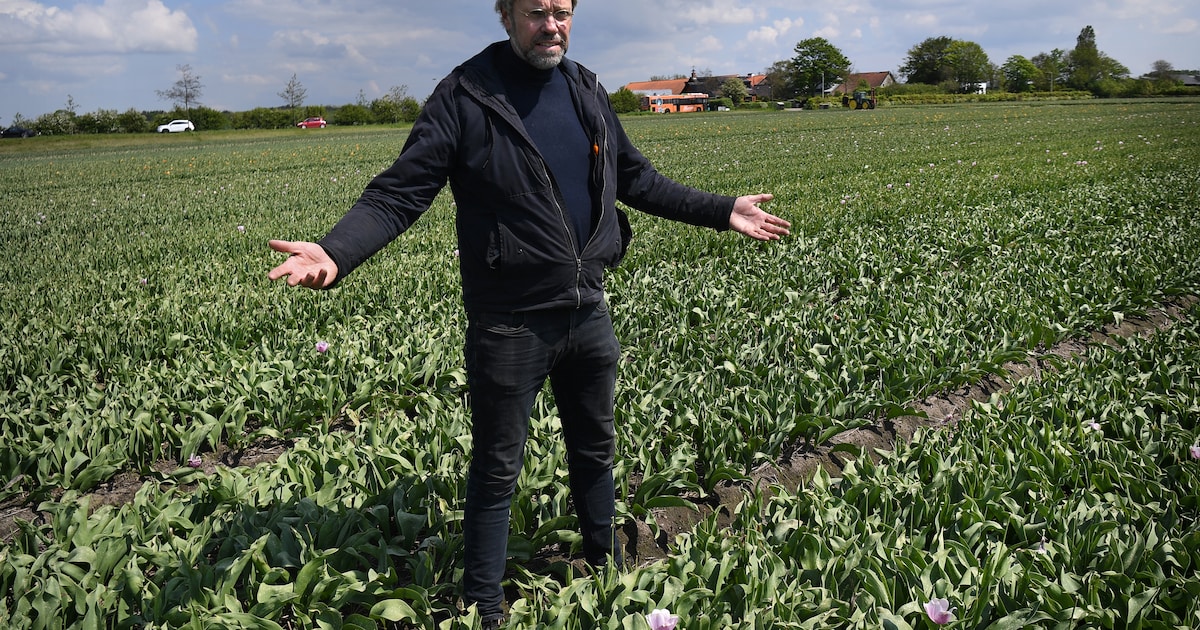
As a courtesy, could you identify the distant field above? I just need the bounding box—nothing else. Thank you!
[2,101,1199,628]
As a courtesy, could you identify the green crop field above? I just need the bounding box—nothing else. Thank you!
[2,100,1199,628]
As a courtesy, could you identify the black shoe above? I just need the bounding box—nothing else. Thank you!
[481,615,505,629]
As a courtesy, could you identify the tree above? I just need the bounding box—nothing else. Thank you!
[279,73,307,120]
[332,104,373,126]
[76,108,120,134]
[1066,26,1129,92]
[116,108,151,133]
[608,87,641,114]
[370,85,421,124]
[789,38,850,96]
[1149,60,1175,81]
[1031,49,1067,91]
[899,36,955,85]
[720,77,748,106]
[156,64,203,116]
[1001,55,1039,92]
[762,60,795,100]
[33,108,77,135]
[945,40,991,93]
[1066,26,1101,90]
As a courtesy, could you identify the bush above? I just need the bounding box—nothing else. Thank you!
[879,83,941,96]
[190,107,232,131]
[116,109,151,134]
[32,109,77,135]
[75,109,121,134]
[331,104,373,126]
[609,87,641,114]
[231,107,294,130]
[706,97,732,111]
[370,97,421,125]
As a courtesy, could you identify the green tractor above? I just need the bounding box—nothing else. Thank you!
[842,88,877,110]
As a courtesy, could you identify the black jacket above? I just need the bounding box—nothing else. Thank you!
[318,42,735,313]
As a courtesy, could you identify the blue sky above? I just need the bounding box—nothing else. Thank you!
[1,0,1198,124]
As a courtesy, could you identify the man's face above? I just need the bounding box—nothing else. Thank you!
[504,0,573,70]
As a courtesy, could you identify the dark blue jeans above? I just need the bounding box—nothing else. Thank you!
[461,300,623,619]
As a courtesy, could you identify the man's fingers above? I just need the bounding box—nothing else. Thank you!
[268,239,297,254]
[267,240,304,283]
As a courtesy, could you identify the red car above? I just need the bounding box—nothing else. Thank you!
[297,117,327,129]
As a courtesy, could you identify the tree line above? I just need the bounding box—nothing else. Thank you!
[605,25,1196,114]
[6,64,423,135]
[770,25,1195,101]
[8,26,1198,132]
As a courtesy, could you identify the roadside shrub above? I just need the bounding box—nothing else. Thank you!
[231,107,294,130]
[609,87,641,114]
[116,108,151,133]
[189,106,232,131]
[331,104,373,126]
[707,97,733,111]
[75,109,121,134]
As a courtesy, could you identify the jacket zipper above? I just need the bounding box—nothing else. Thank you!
[539,159,583,308]
[469,64,601,311]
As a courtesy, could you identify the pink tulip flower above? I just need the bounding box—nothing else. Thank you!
[924,598,956,625]
[646,609,680,630]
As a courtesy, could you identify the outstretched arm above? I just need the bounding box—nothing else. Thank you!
[729,194,790,241]
[267,239,339,289]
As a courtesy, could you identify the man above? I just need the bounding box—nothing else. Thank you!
[268,0,790,625]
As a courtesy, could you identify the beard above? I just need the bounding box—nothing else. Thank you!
[511,35,567,70]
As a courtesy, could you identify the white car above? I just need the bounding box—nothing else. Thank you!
[156,119,195,133]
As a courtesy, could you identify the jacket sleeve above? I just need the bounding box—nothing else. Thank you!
[316,79,461,285]
[603,102,734,231]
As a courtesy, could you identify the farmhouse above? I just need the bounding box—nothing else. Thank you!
[829,71,898,95]
[625,69,770,101]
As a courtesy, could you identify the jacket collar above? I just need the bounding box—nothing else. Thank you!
[459,41,594,99]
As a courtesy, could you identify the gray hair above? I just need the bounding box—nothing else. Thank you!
[495,0,578,26]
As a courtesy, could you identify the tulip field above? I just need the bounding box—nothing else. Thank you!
[2,99,1199,628]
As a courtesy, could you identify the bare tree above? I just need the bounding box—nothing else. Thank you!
[1150,60,1175,81]
[156,64,203,117]
[279,73,307,119]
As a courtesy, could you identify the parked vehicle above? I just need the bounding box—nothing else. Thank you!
[843,89,877,110]
[156,120,195,133]
[640,93,709,113]
[297,117,327,129]
[1,126,37,138]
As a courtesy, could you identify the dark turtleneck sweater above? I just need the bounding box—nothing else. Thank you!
[497,44,594,255]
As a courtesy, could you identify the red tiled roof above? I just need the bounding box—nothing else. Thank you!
[624,79,689,95]
[833,72,896,93]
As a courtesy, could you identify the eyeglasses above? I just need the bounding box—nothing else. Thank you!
[520,8,573,24]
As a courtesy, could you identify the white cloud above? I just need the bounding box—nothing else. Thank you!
[699,35,724,52]
[813,25,841,39]
[681,3,760,26]
[268,29,369,65]
[747,17,800,45]
[220,72,273,87]
[0,0,197,54]
[1161,17,1198,35]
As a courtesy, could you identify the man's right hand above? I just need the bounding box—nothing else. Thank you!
[267,239,339,289]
